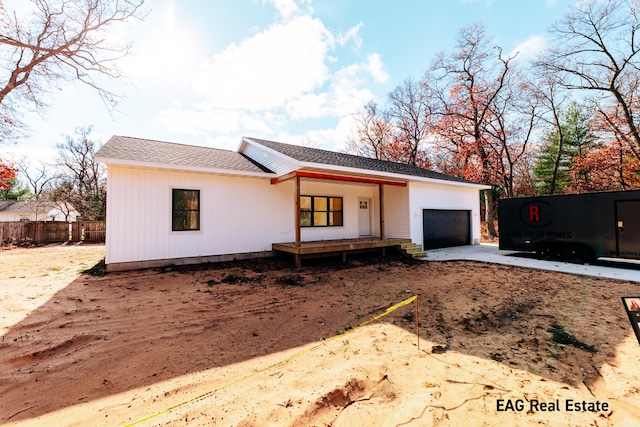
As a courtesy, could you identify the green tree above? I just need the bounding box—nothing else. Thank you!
[533,101,594,194]
[0,177,29,200]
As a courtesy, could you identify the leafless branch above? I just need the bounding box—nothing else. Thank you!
[0,0,146,141]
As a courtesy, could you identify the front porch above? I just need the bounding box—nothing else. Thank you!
[273,237,414,267]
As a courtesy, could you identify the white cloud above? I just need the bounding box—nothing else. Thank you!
[154,2,386,151]
[337,22,363,48]
[263,0,299,20]
[262,0,314,21]
[155,105,274,136]
[325,63,377,114]
[194,16,333,111]
[303,115,361,152]
[510,35,547,61]
[366,53,389,83]
[284,57,378,120]
[264,114,356,152]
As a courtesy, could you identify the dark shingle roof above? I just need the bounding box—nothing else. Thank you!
[96,135,484,185]
[246,137,481,184]
[97,136,273,173]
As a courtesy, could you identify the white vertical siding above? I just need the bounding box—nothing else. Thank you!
[407,182,482,248]
[105,165,293,265]
[105,164,483,266]
[383,185,410,238]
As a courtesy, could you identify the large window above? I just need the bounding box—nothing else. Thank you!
[300,195,343,227]
[172,189,200,231]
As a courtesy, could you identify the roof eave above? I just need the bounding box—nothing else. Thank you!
[95,156,276,178]
[237,137,249,152]
[240,137,301,166]
[296,161,489,189]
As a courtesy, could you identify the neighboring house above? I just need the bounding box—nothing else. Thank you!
[0,200,79,222]
[95,136,490,272]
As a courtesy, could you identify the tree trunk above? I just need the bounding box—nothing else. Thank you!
[484,189,497,237]
[549,141,562,194]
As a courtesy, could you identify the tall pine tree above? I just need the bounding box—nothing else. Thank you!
[534,101,594,194]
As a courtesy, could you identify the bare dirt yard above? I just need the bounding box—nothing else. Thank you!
[1,244,639,427]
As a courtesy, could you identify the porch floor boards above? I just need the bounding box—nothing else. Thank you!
[272,237,410,254]
[272,237,411,267]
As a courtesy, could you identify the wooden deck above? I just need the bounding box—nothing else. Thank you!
[272,237,411,267]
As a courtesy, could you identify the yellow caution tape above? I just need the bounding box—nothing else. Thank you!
[123,295,417,427]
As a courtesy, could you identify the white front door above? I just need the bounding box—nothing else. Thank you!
[358,198,371,236]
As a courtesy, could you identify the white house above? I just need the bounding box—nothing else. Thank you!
[95,136,490,272]
[0,200,79,222]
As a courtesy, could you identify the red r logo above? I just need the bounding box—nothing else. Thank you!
[529,205,540,222]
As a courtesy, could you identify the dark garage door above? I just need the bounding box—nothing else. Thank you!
[423,209,470,250]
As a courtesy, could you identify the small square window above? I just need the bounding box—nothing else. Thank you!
[313,212,328,226]
[329,211,343,226]
[330,197,342,211]
[300,196,312,211]
[300,211,312,227]
[314,197,327,211]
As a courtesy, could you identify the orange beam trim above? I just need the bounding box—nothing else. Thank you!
[271,170,406,187]
[270,171,297,185]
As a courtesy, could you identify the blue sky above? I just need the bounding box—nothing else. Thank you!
[7,0,575,163]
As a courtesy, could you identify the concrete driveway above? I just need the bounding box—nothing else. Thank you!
[420,244,640,283]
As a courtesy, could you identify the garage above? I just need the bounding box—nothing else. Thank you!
[423,209,471,250]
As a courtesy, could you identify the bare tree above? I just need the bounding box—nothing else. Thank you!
[539,0,640,161]
[386,77,433,167]
[485,66,540,198]
[346,101,395,160]
[54,126,105,220]
[348,79,433,168]
[45,181,79,221]
[426,23,516,236]
[0,0,145,140]
[13,156,58,198]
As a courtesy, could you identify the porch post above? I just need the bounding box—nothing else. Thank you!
[295,175,301,247]
[379,183,385,240]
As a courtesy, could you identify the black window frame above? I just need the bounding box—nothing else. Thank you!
[172,189,200,231]
[300,195,343,227]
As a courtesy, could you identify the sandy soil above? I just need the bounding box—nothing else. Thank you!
[1,243,639,426]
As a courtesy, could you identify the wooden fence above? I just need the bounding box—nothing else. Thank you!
[0,221,106,245]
